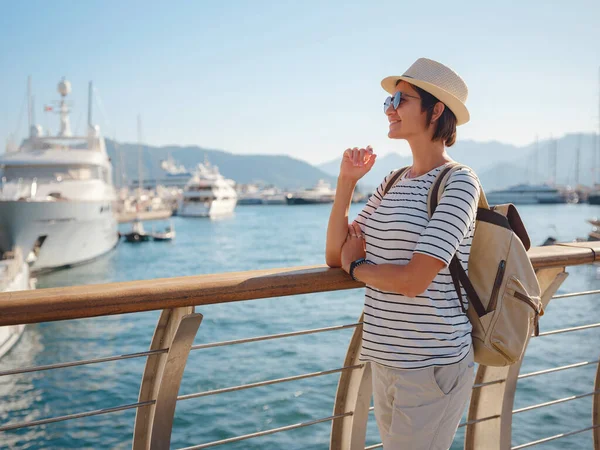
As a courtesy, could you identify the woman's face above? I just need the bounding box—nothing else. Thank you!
[386,81,427,140]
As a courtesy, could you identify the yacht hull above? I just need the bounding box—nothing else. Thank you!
[0,200,118,272]
[178,198,237,217]
[286,197,333,205]
[486,193,564,205]
[0,261,30,359]
[588,193,600,205]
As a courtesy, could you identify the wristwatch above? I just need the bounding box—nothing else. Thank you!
[349,257,368,281]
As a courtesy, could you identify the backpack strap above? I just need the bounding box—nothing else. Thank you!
[382,166,411,197]
[427,163,487,318]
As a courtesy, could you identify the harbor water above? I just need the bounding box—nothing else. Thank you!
[1,202,599,449]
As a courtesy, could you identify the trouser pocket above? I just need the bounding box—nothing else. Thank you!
[430,349,474,396]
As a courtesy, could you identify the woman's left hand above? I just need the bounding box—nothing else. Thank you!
[341,222,366,273]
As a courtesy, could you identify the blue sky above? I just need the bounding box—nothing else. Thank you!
[1,1,599,164]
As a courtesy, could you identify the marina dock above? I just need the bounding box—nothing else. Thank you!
[0,242,598,449]
[117,209,173,223]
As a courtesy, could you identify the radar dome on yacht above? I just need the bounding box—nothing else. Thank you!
[57,79,71,97]
[30,125,43,137]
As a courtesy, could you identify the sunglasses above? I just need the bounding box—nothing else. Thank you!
[384,91,420,113]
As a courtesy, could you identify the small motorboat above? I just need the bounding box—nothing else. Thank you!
[122,219,151,243]
[152,223,175,242]
[541,236,557,246]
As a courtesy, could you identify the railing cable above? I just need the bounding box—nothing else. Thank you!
[0,323,361,377]
[177,365,363,401]
[190,322,361,351]
[518,359,599,380]
[512,390,600,415]
[0,349,168,377]
[511,425,600,449]
[178,412,353,449]
[552,289,600,299]
[537,322,600,337]
[0,400,155,432]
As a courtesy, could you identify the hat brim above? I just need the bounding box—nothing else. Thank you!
[381,76,470,126]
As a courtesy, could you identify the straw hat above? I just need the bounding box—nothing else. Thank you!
[381,58,470,125]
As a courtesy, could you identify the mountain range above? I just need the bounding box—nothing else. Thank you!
[105,139,336,190]
[106,133,598,192]
[318,133,599,191]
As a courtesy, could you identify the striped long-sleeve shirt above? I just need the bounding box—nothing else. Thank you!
[353,162,480,369]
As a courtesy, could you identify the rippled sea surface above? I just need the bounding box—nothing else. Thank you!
[1,202,599,449]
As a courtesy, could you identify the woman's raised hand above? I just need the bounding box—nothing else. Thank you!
[339,146,377,182]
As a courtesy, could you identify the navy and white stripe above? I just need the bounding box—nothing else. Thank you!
[354,163,480,369]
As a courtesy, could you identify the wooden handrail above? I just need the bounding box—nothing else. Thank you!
[0,242,598,327]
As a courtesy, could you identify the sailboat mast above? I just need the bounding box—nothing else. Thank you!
[137,115,143,194]
[548,136,557,186]
[575,135,581,186]
[27,76,32,131]
[597,66,600,185]
[534,135,538,185]
[553,139,558,186]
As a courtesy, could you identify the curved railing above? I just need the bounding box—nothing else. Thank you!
[0,241,598,449]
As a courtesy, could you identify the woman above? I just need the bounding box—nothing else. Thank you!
[326,58,480,449]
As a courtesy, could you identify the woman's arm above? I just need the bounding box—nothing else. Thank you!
[325,147,377,268]
[342,167,480,296]
[346,253,445,297]
[325,176,356,267]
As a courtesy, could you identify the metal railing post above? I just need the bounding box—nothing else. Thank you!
[464,267,568,450]
[594,356,600,450]
[330,313,370,450]
[133,307,202,450]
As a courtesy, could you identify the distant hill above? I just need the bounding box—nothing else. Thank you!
[105,139,336,190]
[318,133,599,191]
[103,133,597,193]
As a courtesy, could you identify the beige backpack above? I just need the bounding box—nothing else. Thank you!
[384,163,543,366]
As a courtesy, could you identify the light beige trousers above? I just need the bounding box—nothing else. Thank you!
[371,347,475,450]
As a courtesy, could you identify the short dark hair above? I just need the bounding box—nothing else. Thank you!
[396,81,458,147]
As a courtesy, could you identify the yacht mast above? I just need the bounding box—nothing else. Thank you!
[27,76,32,131]
[57,78,72,137]
[88,82,93,129]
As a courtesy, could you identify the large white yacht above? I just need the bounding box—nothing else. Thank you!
[0,79,118,272]
[286,179,336,205]
[177,162,237,217]
[486,184,566,206]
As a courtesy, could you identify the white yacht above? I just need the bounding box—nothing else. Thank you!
[486,184,565,206]
[260,187,287,205]
[237,185,288,205]
[177,162,237,217]
[0,79,118,272]
[0,248,35,359]
[286,179,336,205]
